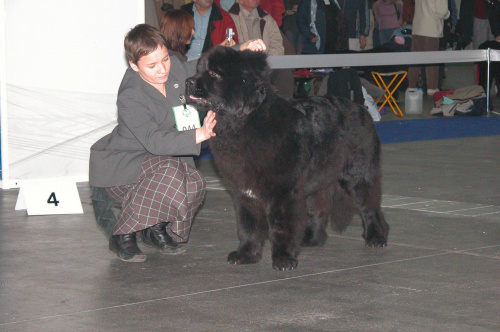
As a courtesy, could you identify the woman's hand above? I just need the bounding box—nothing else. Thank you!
[239,39,267,52]
[359,35,367,50]
[219,38,236,47]
[195,110,217,144]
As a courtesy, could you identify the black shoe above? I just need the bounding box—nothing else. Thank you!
[109,233,146,262]
[141,222,186,255]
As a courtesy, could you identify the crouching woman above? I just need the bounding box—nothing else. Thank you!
[89,24,216,262]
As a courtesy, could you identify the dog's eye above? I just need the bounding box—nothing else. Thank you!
[208,70,220,78]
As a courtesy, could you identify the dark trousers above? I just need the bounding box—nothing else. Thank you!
[91,186,120,239]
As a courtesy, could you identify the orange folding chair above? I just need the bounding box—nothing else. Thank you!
[371,70,408,117]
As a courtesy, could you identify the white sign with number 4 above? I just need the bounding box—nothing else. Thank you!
[15,179,84,215]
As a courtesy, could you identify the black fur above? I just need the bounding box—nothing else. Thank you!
[186,47,389,270]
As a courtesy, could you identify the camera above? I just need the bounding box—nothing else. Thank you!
[226,28,234,42]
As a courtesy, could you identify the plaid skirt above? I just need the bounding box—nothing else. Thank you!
[105,155,206,243]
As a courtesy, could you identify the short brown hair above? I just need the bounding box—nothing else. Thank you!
[159,10,194,56]
[124,24,168,64]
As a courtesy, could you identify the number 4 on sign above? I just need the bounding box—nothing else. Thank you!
[15,179,84,215]
[47,192,60,206]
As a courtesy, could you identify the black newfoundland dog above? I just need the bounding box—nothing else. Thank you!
[186,47,389,270]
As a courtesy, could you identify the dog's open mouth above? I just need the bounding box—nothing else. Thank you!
[188,95,208,103]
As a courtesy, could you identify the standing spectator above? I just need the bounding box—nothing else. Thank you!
[407,0,449,96]
[456,0,493,49]
[373,0,403,46]
[282,0,301,53]
[365,0,377,49]
[297,0,326,54]
[159,9,195,61]
[182,0,239,60]
[337,0,370,51]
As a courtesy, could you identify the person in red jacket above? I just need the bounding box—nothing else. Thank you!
[259,0,285,27]
[182,0,239,60]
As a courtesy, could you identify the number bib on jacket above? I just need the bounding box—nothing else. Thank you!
[173,105,201,131]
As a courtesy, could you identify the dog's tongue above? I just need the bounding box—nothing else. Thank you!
[189,95,201,100]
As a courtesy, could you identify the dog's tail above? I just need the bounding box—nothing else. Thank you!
[328,190,355,233]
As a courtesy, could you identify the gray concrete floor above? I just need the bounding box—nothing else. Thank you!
[0,64,499,331]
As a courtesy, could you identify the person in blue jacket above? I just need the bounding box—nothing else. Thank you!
[297,0,326,54]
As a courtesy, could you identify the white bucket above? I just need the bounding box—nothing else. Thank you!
[405,88,423,114]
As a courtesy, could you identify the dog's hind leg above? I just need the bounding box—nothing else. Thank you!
[360,208,389,247]
[351,179,389,247]
[227,197,267,265]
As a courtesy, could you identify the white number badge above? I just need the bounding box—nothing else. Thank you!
[173,104,201,131]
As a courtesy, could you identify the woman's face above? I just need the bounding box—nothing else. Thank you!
[129,45,171,87]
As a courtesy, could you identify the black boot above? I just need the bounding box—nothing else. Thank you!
[141,222,186,255]
[109,233,146,262]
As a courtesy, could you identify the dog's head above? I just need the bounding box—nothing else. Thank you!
[186,47,271,116]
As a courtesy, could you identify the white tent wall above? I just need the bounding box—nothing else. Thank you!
[0,0,144,189]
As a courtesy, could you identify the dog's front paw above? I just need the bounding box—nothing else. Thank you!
[272,254,298,271]
[227,250,261,265]
[365,234,388,247]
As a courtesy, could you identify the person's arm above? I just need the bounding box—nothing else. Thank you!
[266,18,285,55]
[117,86,200,156]
[435,0,450,20]
[359,0,369,49]
[231,39,267,52]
